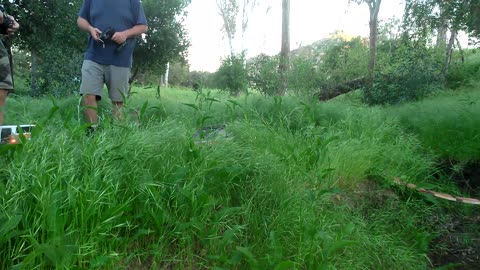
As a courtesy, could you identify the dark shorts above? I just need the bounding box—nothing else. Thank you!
[0,39,13,92]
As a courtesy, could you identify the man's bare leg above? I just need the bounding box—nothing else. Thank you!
[83,94,98,124]
[112,101,124,122]
[0,89,8,125]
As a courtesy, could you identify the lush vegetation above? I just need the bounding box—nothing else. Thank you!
[1,0,480,269]
[1,56,480,267]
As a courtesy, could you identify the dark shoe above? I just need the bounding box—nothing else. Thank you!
[86,125,98,137]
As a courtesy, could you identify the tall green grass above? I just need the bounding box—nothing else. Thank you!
[0,85,474,269]
[389,89,480,162]
[0,130,431,269]
[3,48,480,268]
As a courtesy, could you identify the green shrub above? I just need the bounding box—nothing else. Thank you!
[445,54,480,89]
[24,46,83,97]
[288,56,323,95]
[247,54,280,96]
[215,54,248,96]
[320,37,369,86]
[365,41,443,105]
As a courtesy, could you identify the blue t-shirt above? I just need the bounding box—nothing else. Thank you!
[79,0,147,68]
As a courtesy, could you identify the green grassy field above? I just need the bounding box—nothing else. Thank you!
[1,82,479,269]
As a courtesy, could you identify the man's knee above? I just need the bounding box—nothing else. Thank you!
[0,89,8,104]
[83,94,98,106]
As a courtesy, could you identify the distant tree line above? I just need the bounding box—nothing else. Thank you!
[182,0,480,105]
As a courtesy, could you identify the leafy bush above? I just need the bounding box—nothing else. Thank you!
[215,54,248,96]
[288,56,323,95]
[12,47,82,97]
[31,46,83,97]
[183,70,217,91]
[365,40,443,105]
[247,54,280,96]
[247,36,364,96]
[445,51,480,89]
[320,36,369,86]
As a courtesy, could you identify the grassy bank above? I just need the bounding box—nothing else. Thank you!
[0,85,479,269]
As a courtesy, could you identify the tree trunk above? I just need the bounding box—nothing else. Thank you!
[443,29,457,76]
[227,33,235,58]
[158,63,170,88]
[367,0,381,80]
[159,75,165,87]
[217,0,238,58]
[241,0,248,54]
[278,0,290,96]
[164,62,170,87]
[456,37,464,63]
[317,77,368,101]
[436,7,448,48]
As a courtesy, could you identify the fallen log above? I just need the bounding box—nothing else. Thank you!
[316,76,368,101]
[393,177,480,205]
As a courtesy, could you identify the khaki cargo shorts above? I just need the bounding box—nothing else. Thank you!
[0,39,14,92]
[80,60,130,102]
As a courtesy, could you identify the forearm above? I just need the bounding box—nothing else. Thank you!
[123,24,148,38]
[77,17,93,32]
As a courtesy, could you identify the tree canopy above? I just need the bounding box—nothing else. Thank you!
[132,0,191,82]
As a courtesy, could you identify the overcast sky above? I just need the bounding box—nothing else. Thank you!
[185,0,406,72]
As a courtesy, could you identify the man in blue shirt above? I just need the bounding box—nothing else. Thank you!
[77,0,148,131]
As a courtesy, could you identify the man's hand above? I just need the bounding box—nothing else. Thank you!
[89,26,101,41]
[111,25,147,45]
[6,15,19,35]
[111,31,128,45]
[77,17,101,41]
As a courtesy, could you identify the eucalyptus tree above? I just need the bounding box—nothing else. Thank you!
[241,0,258,53]
[278,0,290,95]
[216,0,259,95]
[350,0,382,79]
[217,0,239,58]
[217,0,259,57]
[402,0,468,75]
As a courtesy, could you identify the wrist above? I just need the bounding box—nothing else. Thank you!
[122,29,132,39]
